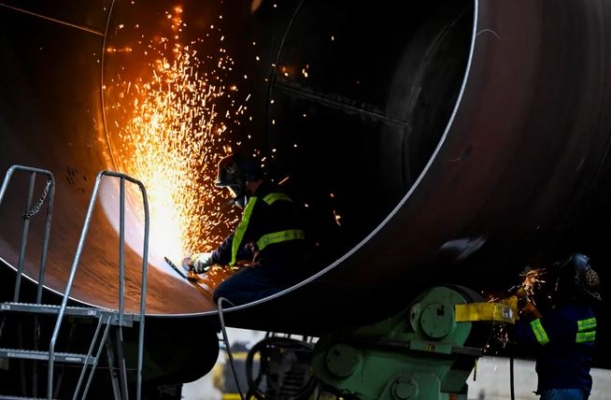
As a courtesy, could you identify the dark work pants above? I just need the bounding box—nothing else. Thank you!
[212,266,287,306]
[540,389,589,400]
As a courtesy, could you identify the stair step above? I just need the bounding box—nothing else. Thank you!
[0,302,139,326]
[0,348,96,365]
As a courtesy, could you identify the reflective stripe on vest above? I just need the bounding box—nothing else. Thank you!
[530,319,550,345]
[258,193,304,249]
[529,317,597,345]
[263,192,292,204]
[256,229,305,251]
[257,193,305,250]
[231,197,258,266]
[576,317,597,344]
[230,192,302,265]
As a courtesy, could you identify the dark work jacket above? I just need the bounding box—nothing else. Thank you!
[209,181,307,283]
[514,301,597,395]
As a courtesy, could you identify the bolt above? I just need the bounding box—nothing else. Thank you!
[392,377,415,400]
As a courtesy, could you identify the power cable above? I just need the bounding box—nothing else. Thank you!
[217,297,245,400]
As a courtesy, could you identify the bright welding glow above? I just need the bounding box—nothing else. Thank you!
[103,4,246,273]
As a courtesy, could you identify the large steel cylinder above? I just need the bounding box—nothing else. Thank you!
[1,0,610,373]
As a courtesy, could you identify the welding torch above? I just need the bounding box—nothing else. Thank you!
[164,256,199,282]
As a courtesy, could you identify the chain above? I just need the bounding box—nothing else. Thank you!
[22,179,52,220]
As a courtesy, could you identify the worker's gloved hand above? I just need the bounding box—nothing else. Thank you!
[518,297,542,320]
[181,252,214,274]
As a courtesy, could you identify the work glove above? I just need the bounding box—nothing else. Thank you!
[181,252,214,274]
[519,301,541,319]
[512,288,542,320]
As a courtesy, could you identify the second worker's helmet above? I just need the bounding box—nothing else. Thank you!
[554,253,602,303]
[215,154,262,207]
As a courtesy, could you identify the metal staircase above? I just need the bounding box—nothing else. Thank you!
[0,165,151,400]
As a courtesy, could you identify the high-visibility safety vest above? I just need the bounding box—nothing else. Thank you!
[529,317,597,345]
[230,192,305,266]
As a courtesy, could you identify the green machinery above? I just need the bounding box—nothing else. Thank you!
[311,285,515,400]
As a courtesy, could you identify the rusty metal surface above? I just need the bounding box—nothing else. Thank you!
[1,0,611,372]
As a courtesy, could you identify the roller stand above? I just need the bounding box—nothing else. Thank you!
[311,285,515,400]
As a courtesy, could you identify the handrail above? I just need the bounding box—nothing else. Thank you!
[47,170,149,400]
[0,165,55,304]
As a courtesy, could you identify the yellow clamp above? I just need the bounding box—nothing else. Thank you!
[455,298,517,324]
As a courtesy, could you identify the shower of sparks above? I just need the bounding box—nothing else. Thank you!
[104,5,246,262]
[487,266,549,304]
[519,267,547,298]
[483,266,549,351]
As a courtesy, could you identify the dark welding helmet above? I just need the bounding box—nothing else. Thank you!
[215,154,262,208]
[553,253,602,302]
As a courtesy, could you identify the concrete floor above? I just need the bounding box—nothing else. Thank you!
[181,329,611,400]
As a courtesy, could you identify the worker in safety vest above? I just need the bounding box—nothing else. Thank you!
[182,153,308,306]
[514,253,602,400]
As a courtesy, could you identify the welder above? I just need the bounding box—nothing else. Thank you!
[181,152,308,306]
[513,253,602,400]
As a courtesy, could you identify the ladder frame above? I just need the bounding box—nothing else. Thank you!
[0,165,150,400]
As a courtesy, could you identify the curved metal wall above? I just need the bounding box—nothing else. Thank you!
[1,0,610,373]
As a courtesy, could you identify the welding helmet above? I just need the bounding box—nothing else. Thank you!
[553,253,602,302]
[215,154,262,208]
